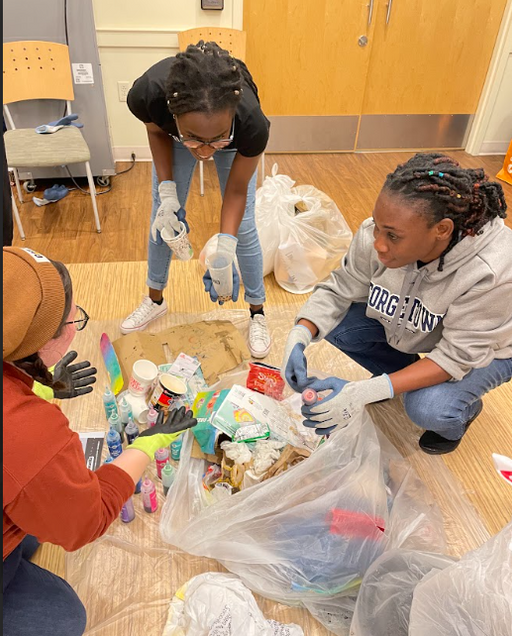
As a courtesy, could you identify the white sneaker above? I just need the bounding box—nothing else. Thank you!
[121,296,168,334]
[249,314,271,359]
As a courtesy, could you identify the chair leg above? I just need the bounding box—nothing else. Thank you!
[12,168,24,203]
[199,160,205,197]
[85,161,101,233]
[11,194,25,240]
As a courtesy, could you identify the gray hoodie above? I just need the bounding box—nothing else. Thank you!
[297,217,512,380]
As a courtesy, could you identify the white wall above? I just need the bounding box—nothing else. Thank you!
[92,0,244,160]
[467,0,512,156]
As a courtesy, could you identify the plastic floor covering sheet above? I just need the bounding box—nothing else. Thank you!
[61,309,490,636]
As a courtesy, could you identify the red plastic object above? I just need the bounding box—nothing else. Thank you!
[328,508,386,539]
[247,362,285,400]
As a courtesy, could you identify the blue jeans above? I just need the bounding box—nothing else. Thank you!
[3,536,86,636]
[326,303,512,440]
[147,140,266,305]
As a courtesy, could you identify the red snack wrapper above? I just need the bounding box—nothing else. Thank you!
[247,362,285,401]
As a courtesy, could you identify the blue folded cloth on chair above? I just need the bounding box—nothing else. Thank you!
[35,114,83,134]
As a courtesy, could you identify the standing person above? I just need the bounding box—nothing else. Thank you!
[122,42,271,359]
[281,154,512,454]
[3,246,197,635]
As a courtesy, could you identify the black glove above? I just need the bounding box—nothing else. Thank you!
[131,407,197,459]
[53,351,97,399]
[139,406,198,439]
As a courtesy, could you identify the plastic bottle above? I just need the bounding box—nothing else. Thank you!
[109,411,125,444]
[170,437,183,461]
[161,463,176,496]
[118,396,133,428]
[147,407,158,428]
[125,419,140,445]
[134,477,142,495]
[103,386,118,421]
[106,427,123,458]
[103,454,114,465]
[141,477,158,513]
[120,497,136,523]
[154,447,170,479]
[302,388,319,406]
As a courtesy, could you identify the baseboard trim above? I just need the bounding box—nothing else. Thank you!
[114,146,152,162]
[479,141,509,155]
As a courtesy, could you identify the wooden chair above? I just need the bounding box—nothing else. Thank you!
[3,41,101,235]
[177,28,265,195]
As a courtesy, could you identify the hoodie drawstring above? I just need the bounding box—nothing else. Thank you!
[389,265,428,346]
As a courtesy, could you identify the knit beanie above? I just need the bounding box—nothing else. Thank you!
[3,247,66,361]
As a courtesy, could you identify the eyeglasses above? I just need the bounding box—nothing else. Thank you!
[172,115,235,150]
[65,305,90,332]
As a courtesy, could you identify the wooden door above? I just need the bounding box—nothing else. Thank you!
[357,0,508,148]
[363,0,508,115]
[244,0,375,116]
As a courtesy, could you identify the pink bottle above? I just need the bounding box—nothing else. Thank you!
[154,447,170,479]
[147,408,158,428]
[302,388,319,406]
[141,477,158,513]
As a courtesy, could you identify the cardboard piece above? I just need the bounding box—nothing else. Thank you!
[157,320,250,385]
[112,332,167,392]
[190,437,223,465]
[112,320,249,391]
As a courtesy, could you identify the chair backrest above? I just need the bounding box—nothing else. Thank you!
[3,41,74,105]
[178,28,246,61]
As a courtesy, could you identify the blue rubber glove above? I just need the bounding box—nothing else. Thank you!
[176,208,190,233]
[302,375,394,435]
[203,233,239,305]
[48,114,83,128]
[281,324,316,392]
[203,265,240,304]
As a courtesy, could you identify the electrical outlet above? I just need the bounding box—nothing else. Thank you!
[117,81,130,102]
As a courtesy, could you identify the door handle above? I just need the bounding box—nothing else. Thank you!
[386,0,394,25]
[367,0,375,26]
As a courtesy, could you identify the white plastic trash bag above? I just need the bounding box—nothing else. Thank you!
[163,572,304,636]
[350,550,454,636]
[409,521,512,636]
[255,165,353,293]
[255,166,301,277]
[160,406,445,635]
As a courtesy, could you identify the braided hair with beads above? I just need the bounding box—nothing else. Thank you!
[384,153,507,271]
[165,41,260,116]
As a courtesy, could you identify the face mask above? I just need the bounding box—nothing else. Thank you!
[39,301,77,367]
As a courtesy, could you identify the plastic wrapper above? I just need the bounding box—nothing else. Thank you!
[409,521,512,636]
[163,572,304,635]
[350,549,455,635]
[254,165,353,292]
[61,308,490,636]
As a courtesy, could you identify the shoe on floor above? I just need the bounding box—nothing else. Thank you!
[249,313,271,359]
[419,399,483,455]
[121,296,168,335]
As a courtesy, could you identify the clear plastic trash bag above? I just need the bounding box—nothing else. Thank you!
[349,549,455,636]
[160,405,446,635]
[408,521,512,636]
[163,572,305,636]
[255,165,353,293]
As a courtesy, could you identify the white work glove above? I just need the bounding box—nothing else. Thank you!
[280,324,314,392]
[151,180,182,241]
[302,374,394,435]
[203,233,240,304]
